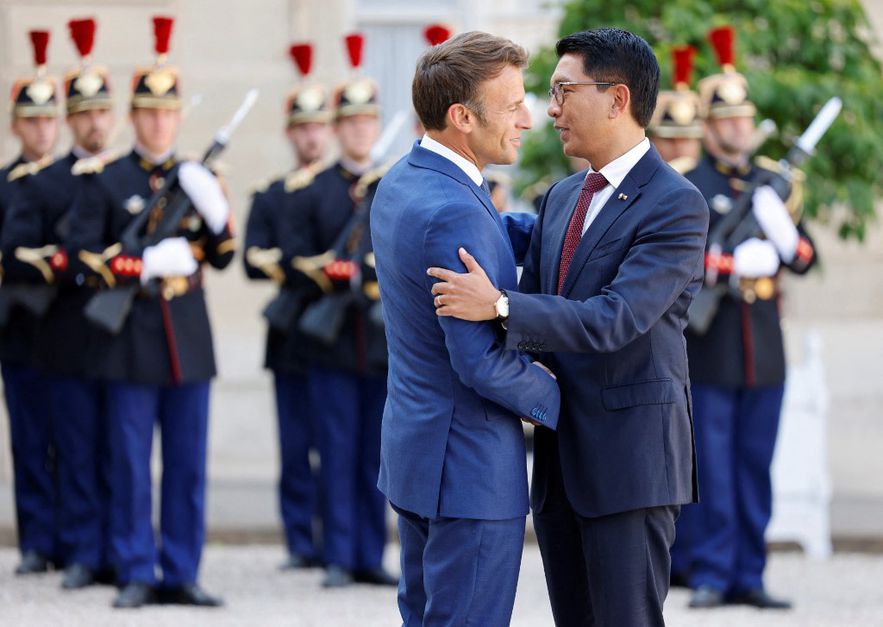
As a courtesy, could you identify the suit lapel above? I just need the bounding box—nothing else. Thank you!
[557,146,663,297]
[407,140,508,240]
[547,178,583,293]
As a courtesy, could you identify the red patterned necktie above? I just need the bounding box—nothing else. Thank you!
[557,172,608,294]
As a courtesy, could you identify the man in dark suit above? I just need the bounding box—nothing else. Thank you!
[428,28,709,626]
[371,31,561,626]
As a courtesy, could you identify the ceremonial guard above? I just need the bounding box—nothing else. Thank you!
[243,41,331,571]
[297,33,394,588]
[682,26,816,610]
[66,16,234,608]
[0,29,60,576]
[2,18,116,589]
[649,45,703,172]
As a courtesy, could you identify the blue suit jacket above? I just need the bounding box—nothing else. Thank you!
[505,145,709,518]
[371,141,560,520]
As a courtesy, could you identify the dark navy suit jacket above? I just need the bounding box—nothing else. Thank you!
[505,145,708,518]
[371,141,560,521]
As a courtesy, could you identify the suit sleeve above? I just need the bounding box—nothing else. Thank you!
[517,183,558,296]
[505,186,709,354]
[499,211,536,265]
[425,201,560,429]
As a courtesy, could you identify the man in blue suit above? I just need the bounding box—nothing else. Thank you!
[429,29,709,626]
[371,31,561,627]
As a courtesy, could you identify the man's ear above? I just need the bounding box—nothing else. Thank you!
[447,103,474,134]
[609,83,631,120]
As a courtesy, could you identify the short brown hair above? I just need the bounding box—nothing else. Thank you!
[412,31,528,131]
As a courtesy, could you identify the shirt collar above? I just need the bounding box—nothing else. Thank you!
[589,137,651,189]
[420,133,484,187]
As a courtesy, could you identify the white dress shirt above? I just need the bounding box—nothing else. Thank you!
[420,133,484,187]
[581,137,651,235]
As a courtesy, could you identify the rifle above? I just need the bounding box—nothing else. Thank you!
[295,199,373,345]
[0,284,56,326]
[687,97,842,335]
[83,89,258,334]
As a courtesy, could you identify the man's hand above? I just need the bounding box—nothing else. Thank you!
[178,161,230,235]
[733,237,779,278]
[427,247,500,321]
[752,185,798,263]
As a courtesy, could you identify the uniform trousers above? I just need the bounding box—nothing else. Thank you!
[2,363,56,559]
[687,383,784,594]
[48,374,109,570]
[106,380,209,586]
[309,366,387,571]
[274,372,319,560]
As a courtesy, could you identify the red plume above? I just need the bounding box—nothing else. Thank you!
[29,30,50,67]
[424,24,451,47]
[68,18,96,59]
[153,16,174,56]
[289,43,313,77]
[672,45,695,87]
[344,33,364,69]
[708,26,735,68]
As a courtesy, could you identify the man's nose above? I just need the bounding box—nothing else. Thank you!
[547,99,560,119]
[519,104,533,130]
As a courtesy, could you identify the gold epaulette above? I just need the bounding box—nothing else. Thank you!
[250,176,275,196]
[668,156,698,175]
[353,161,393,201]
[72,149,122,176]
[284,165,318,193]
[753,155,805,222]
[7,155,54,182]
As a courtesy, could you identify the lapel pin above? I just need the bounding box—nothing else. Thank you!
[618,193,628,201]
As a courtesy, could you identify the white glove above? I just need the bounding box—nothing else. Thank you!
[141,237,198,284]
[752,185,799,263]
[178,161,230,235]
[733,237,780,278]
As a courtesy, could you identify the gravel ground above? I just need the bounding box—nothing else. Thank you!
[0,544,881,626]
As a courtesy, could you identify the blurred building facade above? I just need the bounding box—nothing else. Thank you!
[0,0,881,541]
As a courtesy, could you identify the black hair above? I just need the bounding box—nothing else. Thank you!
[556,28,659,128]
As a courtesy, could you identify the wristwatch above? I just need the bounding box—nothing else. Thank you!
[494,289,509,321]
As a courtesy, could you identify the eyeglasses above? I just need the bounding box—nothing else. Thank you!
[548,81,615,106]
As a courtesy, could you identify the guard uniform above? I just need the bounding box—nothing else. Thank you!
[67,17,234,606]
[0,29,60,573]
[681,26,817,603]
[299,59,391,582]
[3,19,116,586]
[301,160,390,580]
[243,61,331,566]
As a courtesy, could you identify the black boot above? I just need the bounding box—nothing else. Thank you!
[15,551,49,575]
[61,563,95,589]
[112,583,155,609]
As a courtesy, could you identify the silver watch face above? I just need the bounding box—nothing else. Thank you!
[496,293,509,318]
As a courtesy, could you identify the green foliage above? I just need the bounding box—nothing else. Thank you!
[519,0,883,240]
